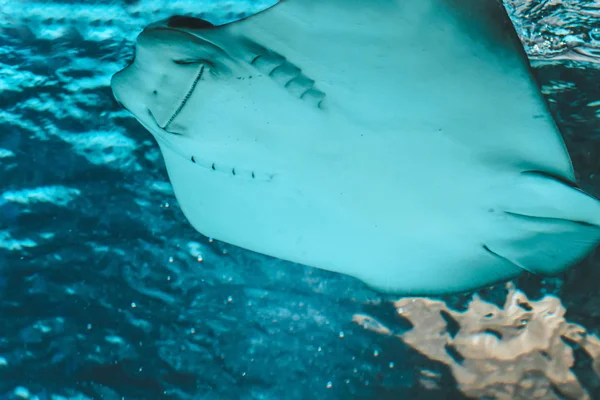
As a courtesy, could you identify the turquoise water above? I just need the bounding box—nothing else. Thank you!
[1,1,600,399]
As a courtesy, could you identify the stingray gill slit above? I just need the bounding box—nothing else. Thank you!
[248,46,326,109]
[188,155,274,182]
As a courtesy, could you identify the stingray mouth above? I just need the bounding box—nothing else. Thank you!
[166,63,204,132]
[148,63,205,135]
[139,51,275,182]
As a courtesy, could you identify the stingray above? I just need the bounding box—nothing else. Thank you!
[111,0,600,295]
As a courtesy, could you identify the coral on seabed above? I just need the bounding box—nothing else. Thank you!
[353,283,600,400]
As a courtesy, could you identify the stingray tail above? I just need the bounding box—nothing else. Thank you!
[486,171,600,275]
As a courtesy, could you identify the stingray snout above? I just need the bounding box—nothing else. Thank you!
[111,69,133,112]
[111,20,244,137]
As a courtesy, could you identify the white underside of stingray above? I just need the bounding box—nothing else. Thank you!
[111,0,600,294]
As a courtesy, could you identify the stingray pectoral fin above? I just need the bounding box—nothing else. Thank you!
[509,171,600,227]
[487,172,600,275]
[485,219,600,276]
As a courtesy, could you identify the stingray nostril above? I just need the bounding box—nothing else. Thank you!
[153,90,157,95]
